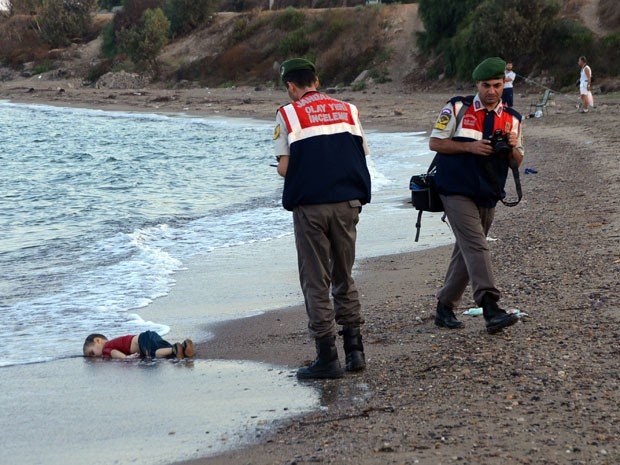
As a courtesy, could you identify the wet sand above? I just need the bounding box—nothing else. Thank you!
[2,78,619,464]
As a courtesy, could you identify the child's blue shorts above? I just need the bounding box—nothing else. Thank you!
[138,331,172,358]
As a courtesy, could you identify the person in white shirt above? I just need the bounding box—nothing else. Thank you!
[578,56,593,113]
[501,61,516,107]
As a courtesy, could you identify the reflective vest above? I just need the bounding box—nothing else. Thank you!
[278,91,371,211]
[435,96,522,207]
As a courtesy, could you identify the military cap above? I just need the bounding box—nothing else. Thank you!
[472,57,506,81]
[280,58,316,82]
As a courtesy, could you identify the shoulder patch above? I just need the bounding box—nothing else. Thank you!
[273,124,281,140]
[434,113,451,130]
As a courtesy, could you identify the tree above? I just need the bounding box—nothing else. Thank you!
[450,0,561,79]
[37,0,97,47]
[417,0,483,53]
[118,7,169,64]
[417,0,563,80]
[163,0,214,37]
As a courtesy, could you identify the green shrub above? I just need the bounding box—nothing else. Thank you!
[273,7,305,31]
[546,18,593,50]
[278,30,310,55]
[418,0,564,80]
[417,0,483,53]
[232,18,249,42]
[101,22,117,58]
[324,18,347,45]
[118,7,170,64]
[86,58,113,82]
[32,59,52,75]
[9,0,41,14]
[37,0,97,47]
[163,0,215,38]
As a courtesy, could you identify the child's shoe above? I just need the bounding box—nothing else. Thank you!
[172,342,184,359]
[182,339,195,358]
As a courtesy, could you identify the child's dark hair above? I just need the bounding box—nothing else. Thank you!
[283,68,318,88]
[83,333,107,354]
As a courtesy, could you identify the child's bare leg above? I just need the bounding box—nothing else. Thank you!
[154,348,173,358]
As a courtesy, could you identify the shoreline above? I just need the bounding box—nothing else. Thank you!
[3,80,619,464]
[0,78,452,132]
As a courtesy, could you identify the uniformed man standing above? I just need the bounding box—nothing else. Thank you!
[274,58,371,379]
[429,57,524,334]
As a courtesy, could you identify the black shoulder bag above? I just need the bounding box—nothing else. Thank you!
[409,99,471,242]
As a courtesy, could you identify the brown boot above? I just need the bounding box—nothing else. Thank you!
[182,339,195,358]
[172,342,184,359]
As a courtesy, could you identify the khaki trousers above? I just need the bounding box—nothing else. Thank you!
[293,201,364,339]
[436,195,501,308]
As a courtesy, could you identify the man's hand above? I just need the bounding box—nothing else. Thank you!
[468,139,494,156]
[277,155,289,177]
[430,137,494,156]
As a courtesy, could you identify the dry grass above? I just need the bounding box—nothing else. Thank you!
[598,0,620,30]
[0,14,49,66]
[172,6,391,86]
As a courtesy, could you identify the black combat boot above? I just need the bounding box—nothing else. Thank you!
[339,326,366,372]
[481,294,518,334]
[296,335,345,380]
[434,300,464,329]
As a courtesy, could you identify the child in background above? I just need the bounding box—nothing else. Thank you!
[83,331,195,360]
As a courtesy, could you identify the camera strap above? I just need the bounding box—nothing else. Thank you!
[502,159,522,207]
[482,154,522,207]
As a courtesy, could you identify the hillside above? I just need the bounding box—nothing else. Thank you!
[1,1,618,91]
[156,4,424,88]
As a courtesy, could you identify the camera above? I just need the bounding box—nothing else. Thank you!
[489,129,511,155]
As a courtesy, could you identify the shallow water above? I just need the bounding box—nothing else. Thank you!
[0,357,318,465]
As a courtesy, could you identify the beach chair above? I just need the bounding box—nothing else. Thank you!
[529,89,553,116]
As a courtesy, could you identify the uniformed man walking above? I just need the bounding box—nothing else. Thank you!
[429,57,524,334]
[274,58,371,379]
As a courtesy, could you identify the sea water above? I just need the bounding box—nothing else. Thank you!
[0,101,449,465]
[0,101,442,368]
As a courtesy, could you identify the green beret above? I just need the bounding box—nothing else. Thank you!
[280,58,316,82]
[472,57,506,81]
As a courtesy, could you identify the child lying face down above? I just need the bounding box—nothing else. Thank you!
[83,330,195,360]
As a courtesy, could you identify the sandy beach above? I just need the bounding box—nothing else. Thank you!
[2,77,619,464]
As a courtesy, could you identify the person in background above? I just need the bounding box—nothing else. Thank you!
[578,56,593,113]
[274,58,371,379]
[502,61,516,108]
[429,57,524,334]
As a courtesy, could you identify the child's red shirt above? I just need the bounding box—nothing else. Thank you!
[102,335,135,357]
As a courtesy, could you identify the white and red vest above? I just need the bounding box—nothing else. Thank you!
[277,91,371,211]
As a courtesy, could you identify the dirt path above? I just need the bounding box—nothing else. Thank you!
[577,0,610,37]
[383,3,423,87]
